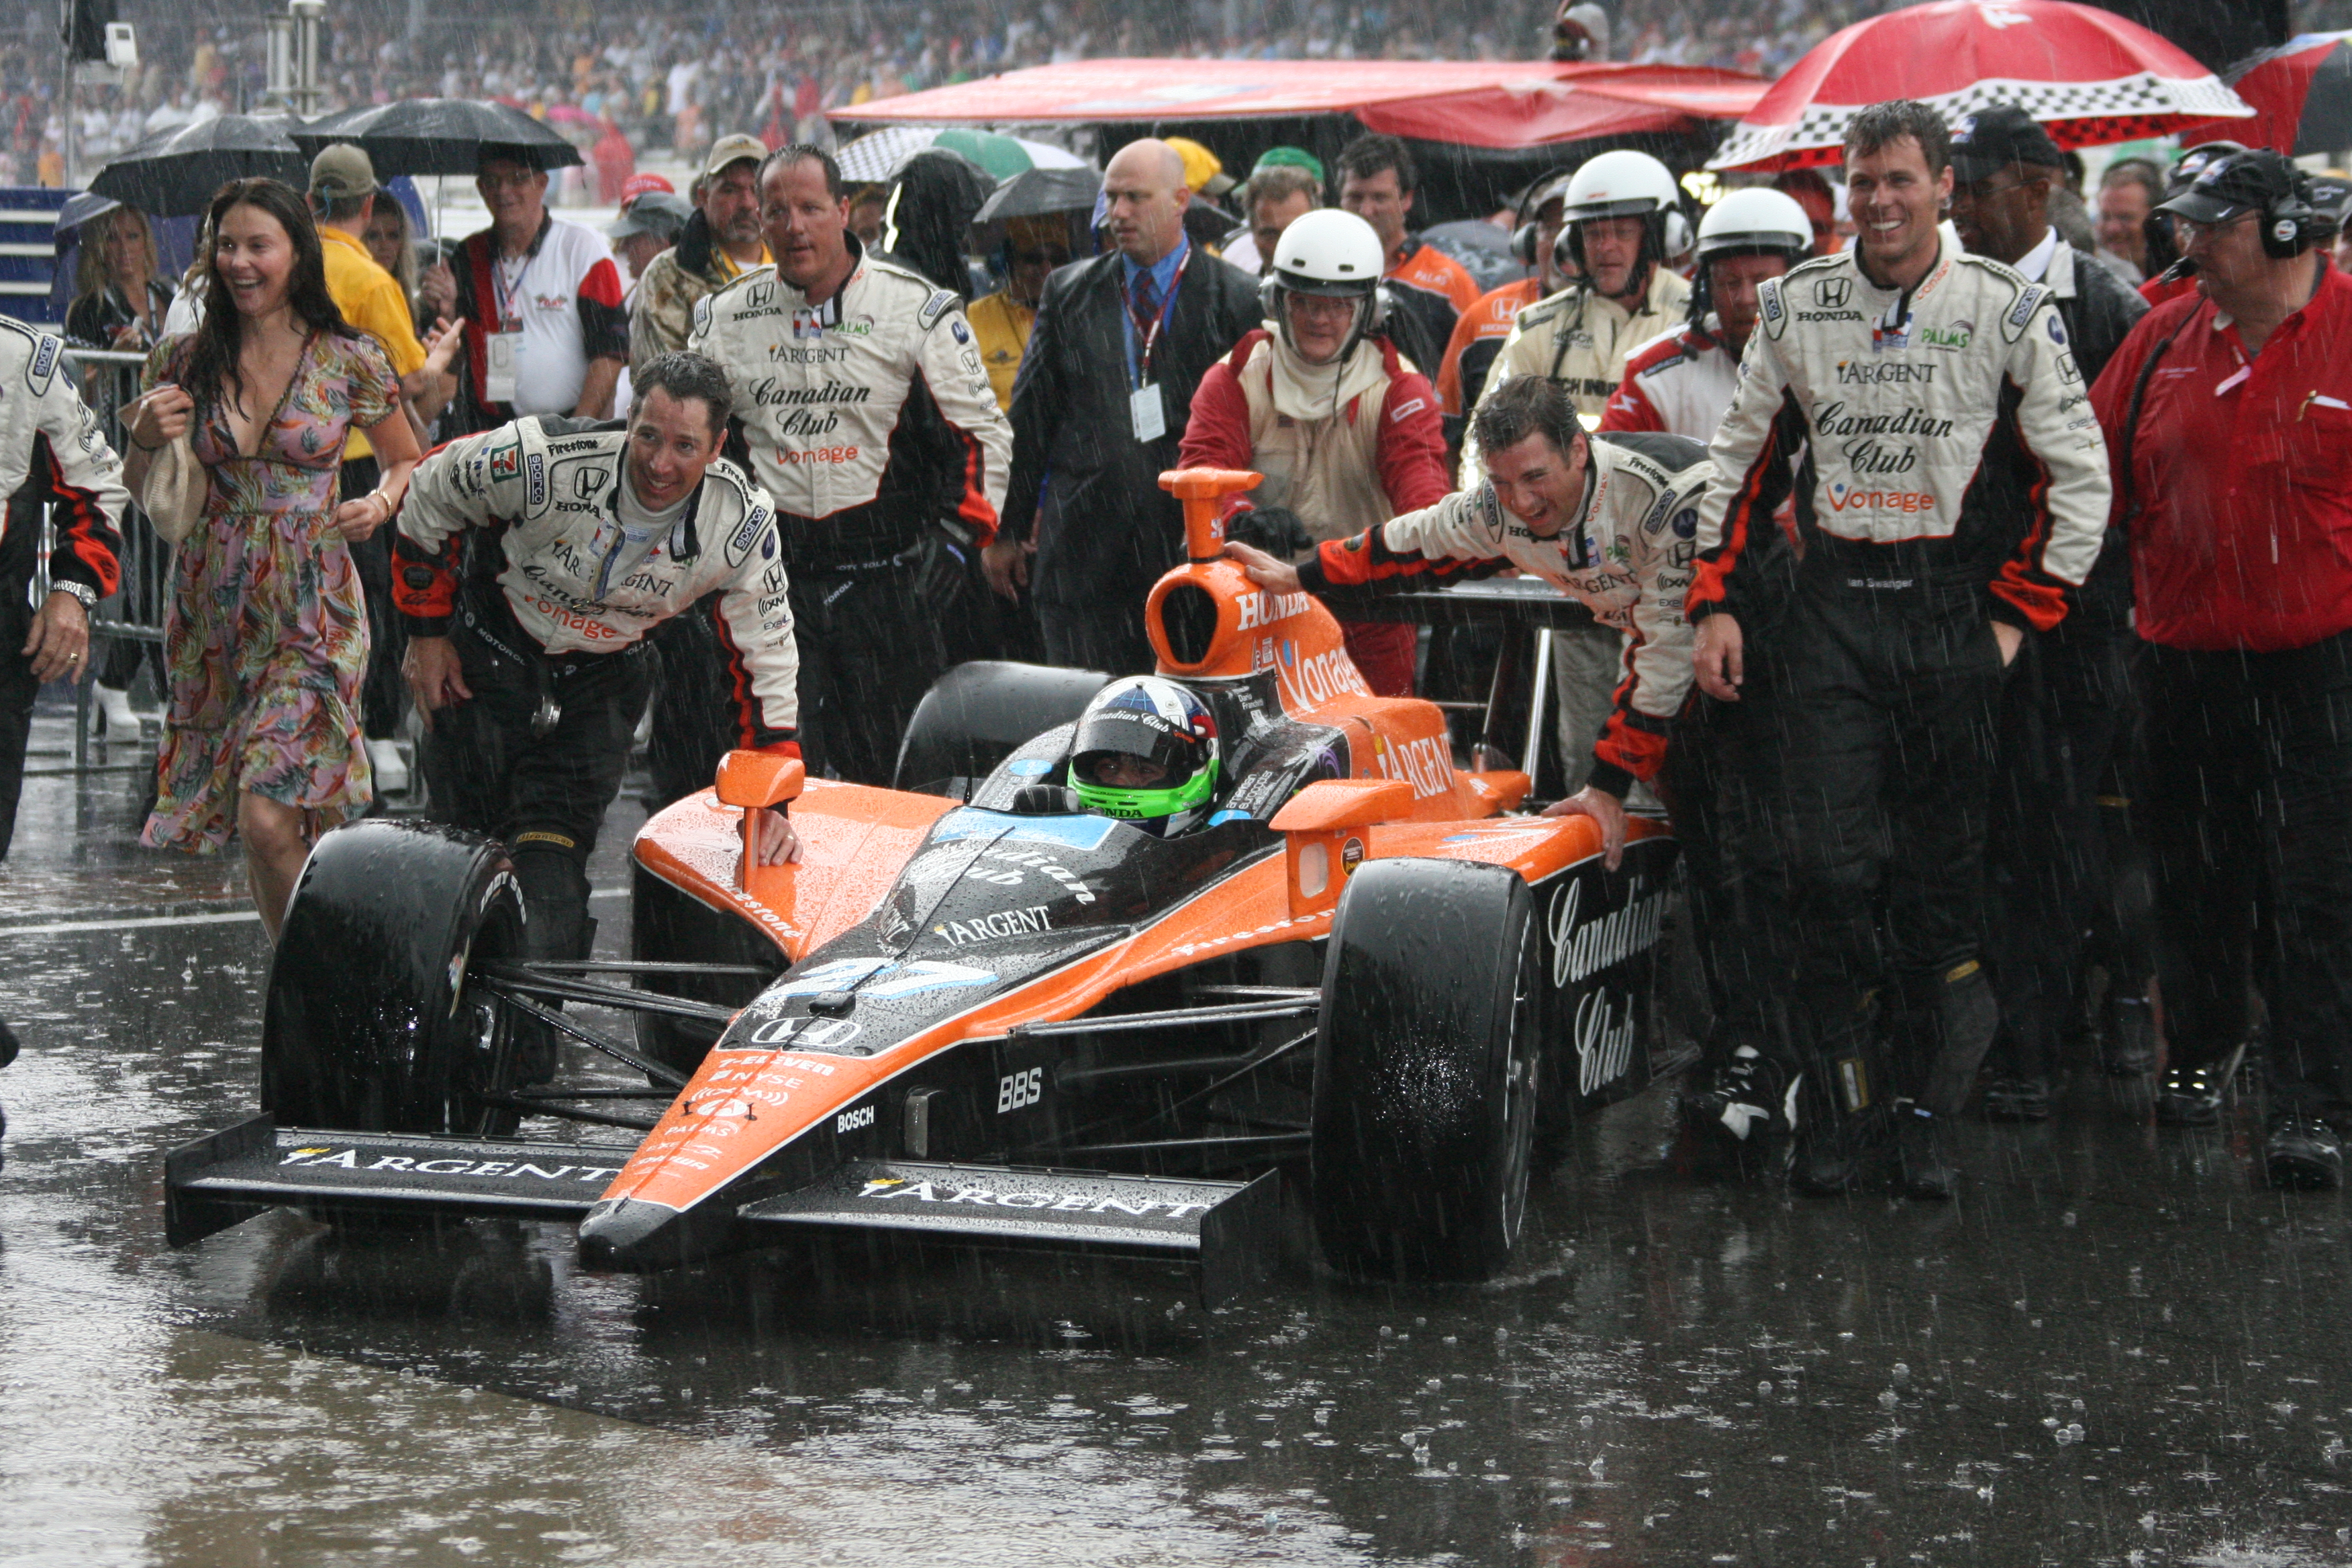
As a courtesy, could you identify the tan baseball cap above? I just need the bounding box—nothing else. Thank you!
[309,142,377,200]
[701,134,768,183]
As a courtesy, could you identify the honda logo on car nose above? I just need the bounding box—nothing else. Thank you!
[748,1015,863,1049]
[1816,278,1853,308]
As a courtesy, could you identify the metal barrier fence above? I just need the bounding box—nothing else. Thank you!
[55,346,166,771]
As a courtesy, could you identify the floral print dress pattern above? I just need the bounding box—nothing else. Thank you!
[140,329,397,853]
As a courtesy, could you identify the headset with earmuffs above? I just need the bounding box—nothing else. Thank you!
[2253,153,2323,258]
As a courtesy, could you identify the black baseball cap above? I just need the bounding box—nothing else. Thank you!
[2157,148,2303,226]
[1948,103,2066,183]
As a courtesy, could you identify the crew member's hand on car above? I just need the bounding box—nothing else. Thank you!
[753,806,803,866]
[1693,614,1744,701]
[1545,785,1628,870]
[402,635,473,722]
[981,536,1034,600]
[23,589,89,684]
[1222,539,1303,597]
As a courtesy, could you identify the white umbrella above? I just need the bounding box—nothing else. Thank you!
[836,126,1087,185]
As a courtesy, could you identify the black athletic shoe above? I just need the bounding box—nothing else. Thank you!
[1983,1075,2052,1122]
[2263,1116,2344,1191]
[2100,995,2157,1077]
[2156,1059,2233,1128]
[0,1014,17,1071]
[1791,1137,1868,1195]
[1893,1101,1957,1200]
[1685,1046,1798,1146]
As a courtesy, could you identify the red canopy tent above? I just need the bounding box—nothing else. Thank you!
[837,59,1765,148]
[833,59,1767,219]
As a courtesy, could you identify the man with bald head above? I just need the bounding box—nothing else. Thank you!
[989,136,1260,672]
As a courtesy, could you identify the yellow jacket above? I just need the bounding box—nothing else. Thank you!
[966,290,1035,413]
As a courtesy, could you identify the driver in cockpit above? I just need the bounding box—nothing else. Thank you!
[1065,677,1222,838]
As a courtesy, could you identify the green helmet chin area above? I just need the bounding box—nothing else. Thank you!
[1069,757,1219,826]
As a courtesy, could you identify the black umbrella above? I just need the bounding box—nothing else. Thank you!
[89,114,308,217]
[291,98,582,181]
[969,166,1101,230]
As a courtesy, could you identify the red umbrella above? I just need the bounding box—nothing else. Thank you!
[2174,32,2352,155]
[1710,0,2251,173]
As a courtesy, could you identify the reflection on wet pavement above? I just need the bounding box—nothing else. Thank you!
[1,742,2348,1566]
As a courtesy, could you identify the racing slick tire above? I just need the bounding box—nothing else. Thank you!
[1311,857,1542,1282]
[262,820,528,1136]
[893,660,1112,796]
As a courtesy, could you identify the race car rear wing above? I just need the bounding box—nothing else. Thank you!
[164,1118,1280,1306]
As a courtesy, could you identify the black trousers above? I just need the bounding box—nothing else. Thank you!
[339,458,406,742]
[1661,684,1785,1059]
[0,570,40,860]
[418,620,651,965]
[1036,594,1153,677]
[1984,625,2137,1080]
[1747,579,2006,1106]
[2141,633,2352,1121]
[793,564,944,786]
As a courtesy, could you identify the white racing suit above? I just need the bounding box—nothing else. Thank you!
[688,238,1011,781]
[1689,235,2110,1130]
[1300,432,1709,797]
[395,417,795,975]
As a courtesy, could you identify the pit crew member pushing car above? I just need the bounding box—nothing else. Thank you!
[395,350,801,973]
[1470,149,1693,797]
[1687,100,2110,1200]
[1179,209,1449,698]
[1226,372,1706,867]
[690,142,1011,786]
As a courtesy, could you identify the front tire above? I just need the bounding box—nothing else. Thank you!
[262,820,528,1135]
[1311,858,1541,1281]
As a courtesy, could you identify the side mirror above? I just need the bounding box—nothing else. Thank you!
[715,751,805,888]
[1269,777,1412,917]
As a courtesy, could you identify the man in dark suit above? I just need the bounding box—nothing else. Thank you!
[985,138,1261,674]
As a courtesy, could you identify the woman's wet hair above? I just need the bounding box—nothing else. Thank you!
[178,177,352,422]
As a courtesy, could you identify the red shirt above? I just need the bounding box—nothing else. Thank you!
[2139,273,2198,309]
[2090,256,2352,652]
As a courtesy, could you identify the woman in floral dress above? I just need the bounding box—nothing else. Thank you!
[121,178,425,938]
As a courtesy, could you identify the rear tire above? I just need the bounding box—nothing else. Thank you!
[262,820,528,1135]
[1311,857,1540,1281]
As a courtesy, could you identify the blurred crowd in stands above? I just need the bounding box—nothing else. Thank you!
[0,0,1902,189]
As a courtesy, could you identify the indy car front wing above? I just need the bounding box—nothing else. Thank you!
[164,1118,1280,1304]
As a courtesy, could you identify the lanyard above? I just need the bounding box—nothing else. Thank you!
[1119,242,1187,390]
[491,250,528,332]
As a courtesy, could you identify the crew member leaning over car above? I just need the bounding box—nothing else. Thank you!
[1226,372,1706,870]
[394,350,801,980]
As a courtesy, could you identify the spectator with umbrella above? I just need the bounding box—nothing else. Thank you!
[966,168,1096,411]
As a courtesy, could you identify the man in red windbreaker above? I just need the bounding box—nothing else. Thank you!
[1180,209,1448,696]
[2092,150,2352,1189]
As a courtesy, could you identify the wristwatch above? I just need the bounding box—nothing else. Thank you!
[49,579,98,611]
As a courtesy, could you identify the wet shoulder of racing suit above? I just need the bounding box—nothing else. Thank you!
[393,414,799,753]
[1300,434,1709,795]
[0,320,126,601]
[685,245,1010,573]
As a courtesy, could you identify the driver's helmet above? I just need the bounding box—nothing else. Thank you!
[1067,676,1220,838]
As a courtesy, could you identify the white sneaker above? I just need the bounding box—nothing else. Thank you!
[366,738,410,795]
[96,683,139,736]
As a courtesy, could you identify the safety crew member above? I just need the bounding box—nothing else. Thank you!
[1945,102,2153,1122]
[1179,209,1449,697]
[1226,373,1707,867]
[1473,148,1693,797]
[1334,134,1483,377]
[2091,150,2352,1188]
[691,143,1012,785]
[1689,100,2110,1200]
[395,350,799,981]
[1598,187,1812,1158]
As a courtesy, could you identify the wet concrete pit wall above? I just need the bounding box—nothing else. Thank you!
[2,734,2349,1567]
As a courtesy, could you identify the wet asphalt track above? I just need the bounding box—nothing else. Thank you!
[3,719,2351,1567]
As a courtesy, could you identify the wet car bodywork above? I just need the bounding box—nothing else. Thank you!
[166,470,1686,1297]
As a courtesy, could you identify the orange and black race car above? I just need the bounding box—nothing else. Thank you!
[166,471,1683,1296]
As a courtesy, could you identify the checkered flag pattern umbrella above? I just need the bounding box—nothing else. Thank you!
[1708,0,2253,173]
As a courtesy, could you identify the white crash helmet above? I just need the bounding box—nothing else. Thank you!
[1259,207,1389,356]
[1694,187,1813,264]
[1559,148,1690,277]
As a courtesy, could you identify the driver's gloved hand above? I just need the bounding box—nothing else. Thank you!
[1226,505,1314,559]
